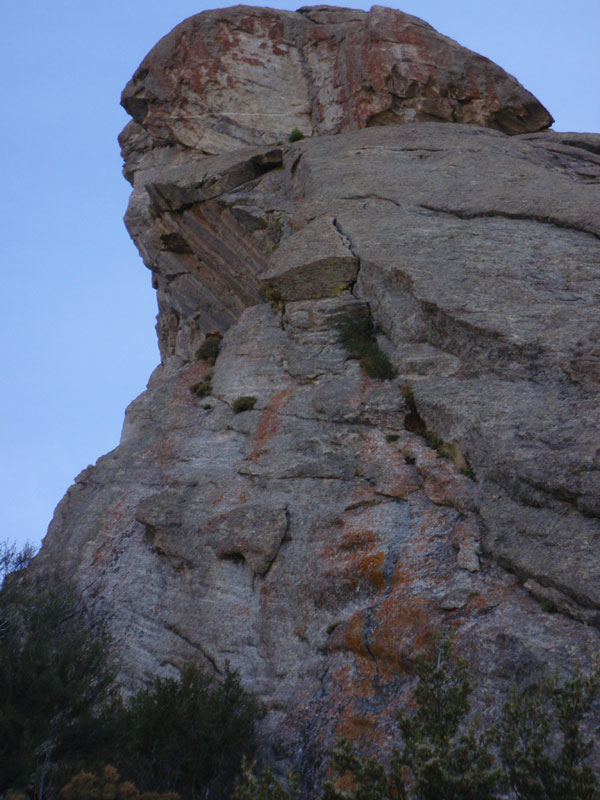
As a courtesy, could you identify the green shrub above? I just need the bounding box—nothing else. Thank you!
[231,758,300,800]
[263,285,284,309]
[540,598,557,613]
[195,334,222,365]
[61,765,179,800]
[323,635,499,800]
[0,543,115,799]
[96,663,260,800]
[288,128,304,142]
[233,396,257,414]
[337,312,395,380]
[322,635,600,800]
[190,379,212,398]
[495,668,600,799]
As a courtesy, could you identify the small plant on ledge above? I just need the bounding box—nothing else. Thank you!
[288,127,304,142]
[233,396,257,413]
[190,378,212,398]
[195,332,222,365]
[337,310,395,380]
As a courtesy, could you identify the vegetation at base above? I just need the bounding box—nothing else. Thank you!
[231,759,300,800]
[93,664,261,800]
[196,334,222,365]
[540,598,558,613]
[233,396,257,414]
[322,634,600,800]
[0,542,115,800]
[288,128,304,142]
[0,542,261,800]
[4,537,600,800]
[61,766,178,800]
[496,667,600,799]
[337,312,395,380]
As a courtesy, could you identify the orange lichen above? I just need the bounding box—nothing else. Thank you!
[370,591,438,676]
[248,388,292,461]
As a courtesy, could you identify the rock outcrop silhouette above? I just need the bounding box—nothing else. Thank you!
[39,5,600,790]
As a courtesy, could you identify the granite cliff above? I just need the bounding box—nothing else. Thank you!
[38,4,600,791]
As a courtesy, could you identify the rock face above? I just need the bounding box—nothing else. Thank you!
[121,4,552,155]
[38,4,600,792]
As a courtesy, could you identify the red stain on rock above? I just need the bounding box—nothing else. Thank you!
[249,388,292,461]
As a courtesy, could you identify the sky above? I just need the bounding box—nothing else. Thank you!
[2,0,599,553]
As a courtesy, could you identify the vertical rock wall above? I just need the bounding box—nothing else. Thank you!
[38,5,600,792]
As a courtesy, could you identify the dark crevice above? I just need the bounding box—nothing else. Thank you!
[420,203,600,241]
[165,622,223,674]
[341,193,403,208]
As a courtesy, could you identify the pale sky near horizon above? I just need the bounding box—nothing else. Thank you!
[2,0,599,552]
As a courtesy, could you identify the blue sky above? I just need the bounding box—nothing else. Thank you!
[2,0,599,552]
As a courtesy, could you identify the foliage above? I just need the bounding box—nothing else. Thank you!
[394,637,500,800]
[322,739,400,800]
[0,539,36,585]
[95,663,261,800]
[288,128,304,142]
[322,635,600,800]
[231,758,300,800]
[495,668,600,800]
[323,636,499,800]
[61,766,179,800]
[337,312,395,380]
[233,396,257,414]
[195,334,222,365]
[190,379,212,399]
[262,285,284,309]
[0,544,115,800]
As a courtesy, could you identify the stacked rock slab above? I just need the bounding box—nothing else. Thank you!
[39,4,600,791]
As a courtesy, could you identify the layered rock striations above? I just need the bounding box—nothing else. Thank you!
[39,4,600,790]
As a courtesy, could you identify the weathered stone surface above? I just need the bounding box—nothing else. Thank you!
[36,5,600,795]
[261,215,358,300]
[121,4,551,157]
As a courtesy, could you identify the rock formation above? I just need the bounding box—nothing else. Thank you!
[38,4,600,791]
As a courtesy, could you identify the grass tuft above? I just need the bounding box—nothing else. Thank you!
[337,312,395,380]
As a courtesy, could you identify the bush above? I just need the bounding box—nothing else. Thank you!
[322,635,600,800]
[496,668,600,799]
[97,663,261,800]
[288,128,304,142]
[61,766,178,800]
[232,396,256,414]
[0,543,115,799]
[231,758,300,800]
[323,636,499,800]
[190,379,212,399]
[337,312,395,380]
[195,334,222,365]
